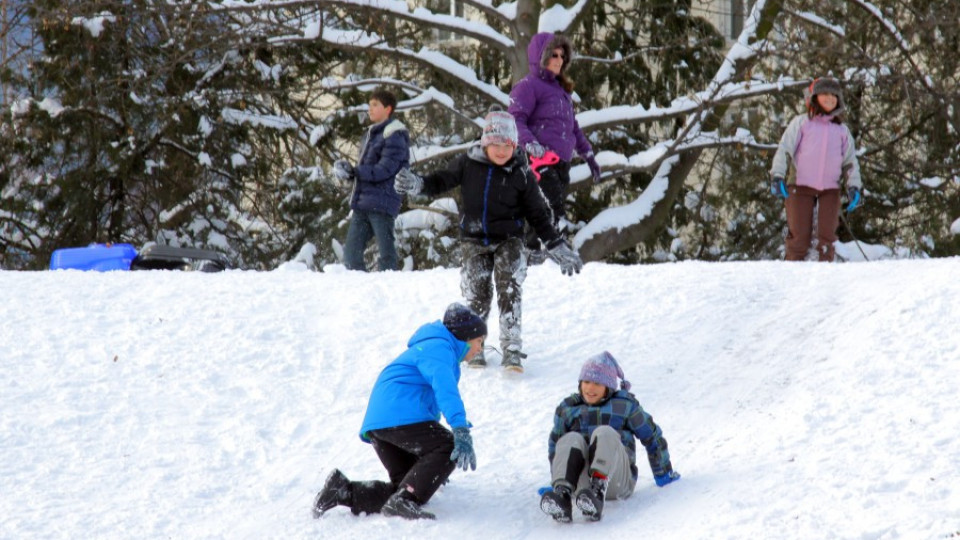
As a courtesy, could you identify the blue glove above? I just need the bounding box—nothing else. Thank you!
[333,159,355,181]
[770,176,788,198]
[655,470,680,487]
[524,141,546,158]
[846,186,862,212]
[450,427,476,471]
[585,152,602,184]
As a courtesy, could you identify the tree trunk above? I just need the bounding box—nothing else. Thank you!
[509,0,538,84]
[577,0,784,262]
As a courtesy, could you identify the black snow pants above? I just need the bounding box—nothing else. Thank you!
[348,421,456,514]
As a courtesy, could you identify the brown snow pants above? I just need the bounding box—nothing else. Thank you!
[784,185,841,262]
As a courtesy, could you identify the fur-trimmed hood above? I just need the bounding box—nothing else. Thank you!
[526,32,573,76]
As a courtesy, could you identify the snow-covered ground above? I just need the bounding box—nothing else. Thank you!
[2,258,958,539]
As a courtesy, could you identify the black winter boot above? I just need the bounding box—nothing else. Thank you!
[467,349,487,368]
[313,469,352,518]
[539,485,572,523]
[381,489,436,520]
[575,475,608,521]
[501,347,527,373]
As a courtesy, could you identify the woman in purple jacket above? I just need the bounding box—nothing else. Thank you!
[508,33,601,253]
[769,77,863,262]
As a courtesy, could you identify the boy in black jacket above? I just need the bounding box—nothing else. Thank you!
[394,109,581,372]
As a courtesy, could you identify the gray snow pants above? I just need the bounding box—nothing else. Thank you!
[551,426,636,500]
[459,237,527,355]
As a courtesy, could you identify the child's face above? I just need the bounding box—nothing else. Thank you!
[368,99,391,124]
[484,142,516,165]
[816,93,838,113]
[464,336,485,362]
[580,380,608,405]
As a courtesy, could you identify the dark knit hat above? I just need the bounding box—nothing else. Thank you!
[579,351,631,392]
[443,303,487,342]
[811,77,842,98]
[480,109,518,148]
[805,77,845,115]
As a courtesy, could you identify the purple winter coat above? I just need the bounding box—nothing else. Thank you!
[508,33,593,162]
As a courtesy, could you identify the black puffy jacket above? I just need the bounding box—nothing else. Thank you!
[420,145,560,246]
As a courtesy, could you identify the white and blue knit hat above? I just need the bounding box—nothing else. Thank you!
[480,109,518,148]
[579,351,631,392]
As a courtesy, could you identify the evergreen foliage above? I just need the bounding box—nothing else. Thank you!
[0,0,958,269]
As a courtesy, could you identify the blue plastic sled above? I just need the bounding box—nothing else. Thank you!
[49,243,138,271]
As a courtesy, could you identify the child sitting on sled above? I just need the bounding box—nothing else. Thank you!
[540,351,680,522]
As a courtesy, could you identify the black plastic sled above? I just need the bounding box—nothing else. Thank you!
[130,245,229,272]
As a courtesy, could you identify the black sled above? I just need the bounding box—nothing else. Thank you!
[130,245,229,272]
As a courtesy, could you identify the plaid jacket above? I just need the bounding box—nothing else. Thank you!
[548,390,672,481]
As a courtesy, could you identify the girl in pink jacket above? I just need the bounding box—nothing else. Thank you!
[769,77,863,262]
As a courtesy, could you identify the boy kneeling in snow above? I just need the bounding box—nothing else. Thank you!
[313,303,485,520]
[540,351,680,522]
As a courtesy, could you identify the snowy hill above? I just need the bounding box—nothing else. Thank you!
[2,259,958,539]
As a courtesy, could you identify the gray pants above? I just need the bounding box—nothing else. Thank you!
[551,426,636,500]
[460,237,527,354]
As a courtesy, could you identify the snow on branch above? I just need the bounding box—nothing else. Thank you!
[569,129,773,188]
[847,0,934,91]
[272,22,510,105]
[538,0,590,34]
[787,9,845,37]
[572,0,773,250]
[577,80,794,131]
[459,0,518,21]
[218,0,513,48]
[307,79,480,146]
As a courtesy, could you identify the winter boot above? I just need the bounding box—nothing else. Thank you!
[575,474,608,521]
[381,489,436,520]
[501,347,527,373]
[539,485,573,523]
[313,469,352,518]
[467,349,487,368]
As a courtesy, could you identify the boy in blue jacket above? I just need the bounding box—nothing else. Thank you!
[313,303,485,520]
[540,351,680,522]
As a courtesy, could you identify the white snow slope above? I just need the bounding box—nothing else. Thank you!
[1,259,958,539]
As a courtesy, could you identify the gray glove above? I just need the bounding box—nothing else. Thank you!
[333,159,355,181]
[546,239,583,276]
[524,141,546,158]
[394,167,423,195]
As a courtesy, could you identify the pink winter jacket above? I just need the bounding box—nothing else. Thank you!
[770,113,862,191]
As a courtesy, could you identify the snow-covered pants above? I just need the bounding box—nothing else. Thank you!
[460,237,527,355]
[784,185,841,262]
[348,421,456,514]
[551,426,636,500]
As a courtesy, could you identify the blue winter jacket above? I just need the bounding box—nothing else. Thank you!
[359,321,471,442]
[351,117,410,217]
